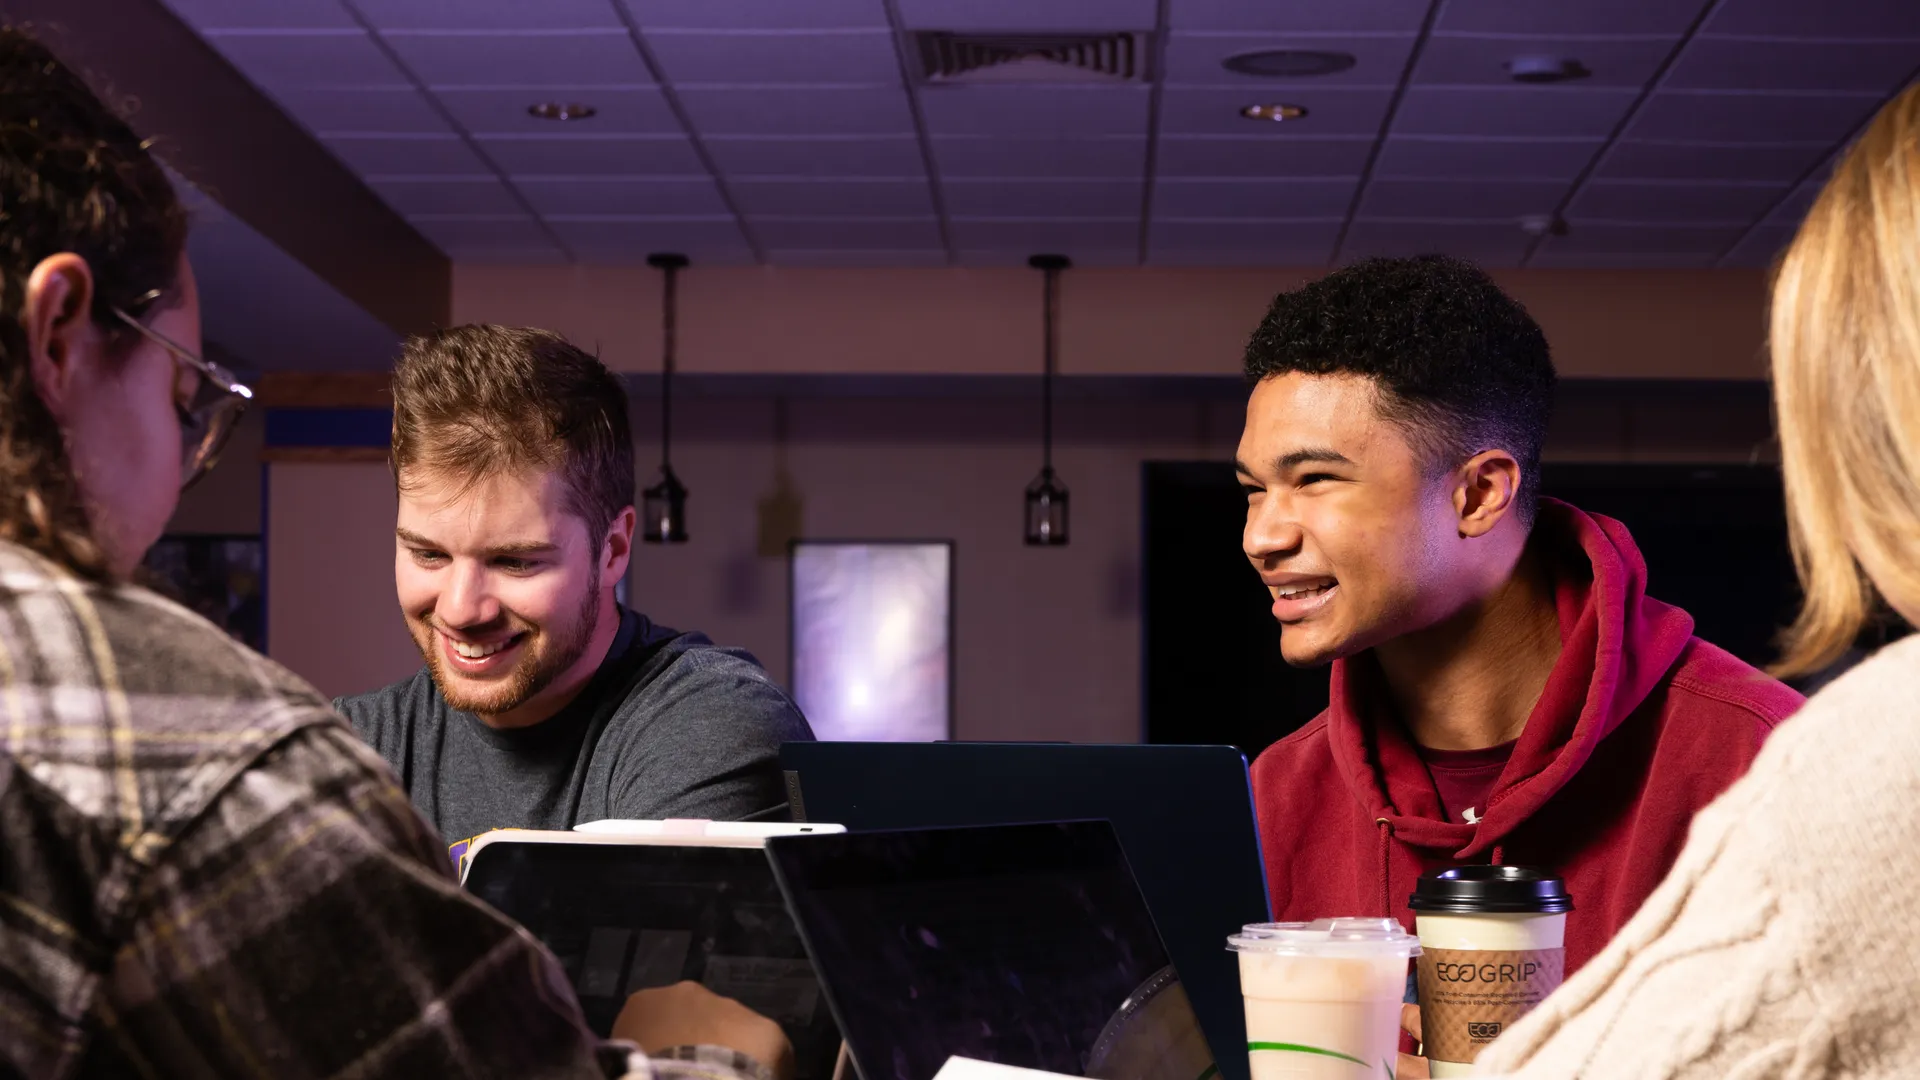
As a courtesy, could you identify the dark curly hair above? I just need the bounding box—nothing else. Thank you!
[1243,254,1556,523]
[0,26,188,580]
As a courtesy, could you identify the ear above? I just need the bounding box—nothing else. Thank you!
[602,504,637,587]
[1451,449,1524,539]
[23,254,99,423]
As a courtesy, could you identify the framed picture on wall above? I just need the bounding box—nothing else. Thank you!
[141,534,265,652]
[789,540,953,742]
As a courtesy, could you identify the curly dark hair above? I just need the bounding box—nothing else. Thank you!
[391,325,635,544]
[1243,254,1557,523]
[0,26,189,580]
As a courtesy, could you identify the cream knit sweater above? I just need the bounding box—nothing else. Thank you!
[1478,635,1920,1079]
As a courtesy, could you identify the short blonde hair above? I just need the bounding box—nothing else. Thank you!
[1771,83,1920,677]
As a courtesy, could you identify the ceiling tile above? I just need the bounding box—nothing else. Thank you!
[1538,222,1747,257]
[1393,86,1640,138]
[1766,180,1823,226]
[548,219,755,262]
[1435,0,1702,35]
[1373,136,1601,180]
[1719,224,1796,268]
[919,86,1151,137]
[1160,88,1395,136]
[1529,250,1723,268]
[1665,38,1920,94]
[478,135,708,176]
[1152,178,1356,218]
[406,214,555,251]
[1155,136,1373,177]
[1359,178,1567,219]
[646,29,902,84]
[932,136,1146,178]
[372,177,524,214]
[517,178,731,215]
[1566,179,1787,223]
[1149,220,1342,263]
[769,249,950,267]
[751,218,944,248]
[621,0,889,30]
[201,30,408,88]
[944,179,1142,217]
[1162,33,1415,87]
[948,219,1138,252]
[325,134,490,173]
[382,30,653,86]
[730,179,936,216]
[434,87,680,135]
[1702,0,1920,39]
[893,0,1155,31]
[161,0,354,29]
[1338,221,1533,265]
[708,136,927,177]
[1596,140,1830,182]
[353,0,624,30]
[1627,90,1883,144]
[1173,0,1428,33]
[1413,35,1674,88]
[677,87,916,135]
[274,87,451,134]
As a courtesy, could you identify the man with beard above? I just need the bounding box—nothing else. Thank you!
[336,324,814,845]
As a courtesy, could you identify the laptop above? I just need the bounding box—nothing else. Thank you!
[460,824,846,1080]
[765,821,1217,1080]
[780,742,1271,1080]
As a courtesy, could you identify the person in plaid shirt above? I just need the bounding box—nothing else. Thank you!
[0,26,792,1080]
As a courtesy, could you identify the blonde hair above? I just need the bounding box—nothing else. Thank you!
[1771,83,1920,677]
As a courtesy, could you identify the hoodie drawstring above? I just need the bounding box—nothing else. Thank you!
[1492,844,1506,865]
[1376,818,1394,916]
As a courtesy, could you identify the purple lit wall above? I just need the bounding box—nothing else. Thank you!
[791,542,952,742]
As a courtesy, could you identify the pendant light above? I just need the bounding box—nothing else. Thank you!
[1025,254,1071,546]
[642,252,689,543]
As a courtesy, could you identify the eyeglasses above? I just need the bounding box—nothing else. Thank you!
[110,296,252,490]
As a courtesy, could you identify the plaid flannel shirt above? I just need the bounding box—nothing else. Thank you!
[0,541,772,1080]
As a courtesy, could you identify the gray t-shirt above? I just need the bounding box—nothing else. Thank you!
[335,608,814,844]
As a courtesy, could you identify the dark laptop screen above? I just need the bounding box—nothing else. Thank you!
[766,822,1215,1080]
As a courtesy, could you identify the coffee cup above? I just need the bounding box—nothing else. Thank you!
[1226,918,1419,1079]
[1408,866,1572,1076]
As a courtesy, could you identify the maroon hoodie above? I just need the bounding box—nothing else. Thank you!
[1249,500,1804,975]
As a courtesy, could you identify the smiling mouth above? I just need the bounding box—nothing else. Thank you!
[1274,583,1336,601]
[449,636,518,659]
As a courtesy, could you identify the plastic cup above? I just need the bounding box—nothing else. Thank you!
[1227,918,1420,1079]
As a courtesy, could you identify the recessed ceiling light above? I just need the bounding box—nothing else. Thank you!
[527,102,597,121]
[1240,103,1308,122]
[1222,49,1356,78]
[1504,56,1591,84]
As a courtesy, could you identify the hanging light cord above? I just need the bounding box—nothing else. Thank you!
[660,260,677,470]
[1042,262,1058,475]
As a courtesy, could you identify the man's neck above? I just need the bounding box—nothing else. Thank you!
[477,594,625,730]
[1372,544,1564,752]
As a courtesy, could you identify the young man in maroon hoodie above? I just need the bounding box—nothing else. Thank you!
[1236,255,1803,982]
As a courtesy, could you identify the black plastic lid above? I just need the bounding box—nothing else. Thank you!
[1408,865,1572,914]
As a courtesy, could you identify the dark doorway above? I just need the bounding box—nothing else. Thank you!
[1141,461,1808,761]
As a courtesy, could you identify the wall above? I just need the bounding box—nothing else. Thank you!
[452,264,1771,381]
[262,381,1775,738]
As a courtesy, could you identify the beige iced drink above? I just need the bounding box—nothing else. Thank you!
[1409,867,1572,1077]
[1228,919,1419,1080]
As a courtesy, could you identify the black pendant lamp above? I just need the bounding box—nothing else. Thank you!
[642,252,689,543]
[1025,254,1071,546]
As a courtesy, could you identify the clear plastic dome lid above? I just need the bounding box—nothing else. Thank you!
[1226,918,1421,958]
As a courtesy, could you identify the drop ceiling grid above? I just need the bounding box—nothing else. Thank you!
[159,0,1920,268]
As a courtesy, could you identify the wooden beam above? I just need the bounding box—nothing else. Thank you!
[256,372,391,409]
[3,0,450,336]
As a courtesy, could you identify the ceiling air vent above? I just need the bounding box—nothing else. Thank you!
[913,31,1148,85]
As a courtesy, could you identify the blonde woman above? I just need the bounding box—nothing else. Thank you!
[1475,82,1920,1079]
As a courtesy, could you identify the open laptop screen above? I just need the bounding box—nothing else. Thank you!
[766,822,1215,1080]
